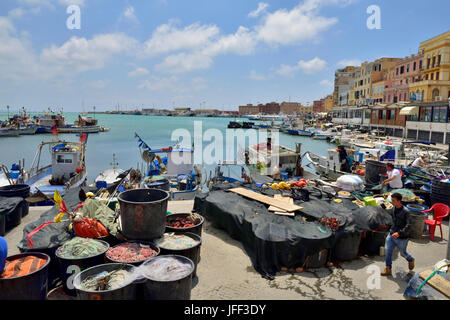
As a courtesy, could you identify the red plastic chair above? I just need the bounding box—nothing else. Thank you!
[422,203,449,241]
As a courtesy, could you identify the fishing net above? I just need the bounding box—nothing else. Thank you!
[80,269,133,291]
[56,237,108,259]
[388,189,417,202]
[75,198,118,236]
[106,242,158,263]
[154,233,200,250]
[140,256,193,281]
[194,181,393,279]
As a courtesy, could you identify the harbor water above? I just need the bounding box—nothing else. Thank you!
[0,112,333,183]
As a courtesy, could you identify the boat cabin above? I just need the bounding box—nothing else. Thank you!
[51,143,83,181]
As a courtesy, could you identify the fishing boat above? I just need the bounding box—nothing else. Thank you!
[92,154,125,188]
[298,129,314,137]
[0,127,21,137]
[23,140,88,200]
[304,150,348,180]
[135,133,201,200]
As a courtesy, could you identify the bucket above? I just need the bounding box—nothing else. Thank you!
[0,252,50,300]
[407,211,427,239]
[331,231,362,261]
[146,179,170,192]
[118,188,170,241]
[55,239,109,296]
[5,201,22,230]
[20,199,29,217]
[73,263,138,300]
[165,213,205,237]
[140,254,195,300]
[106,241,160,266]
[365,160,387,185]
[0,184,31,199]
[155,232,201,277]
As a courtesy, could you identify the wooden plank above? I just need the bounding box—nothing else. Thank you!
[419,269,450,298]
[270,195,295,217]
[230,187,303,212]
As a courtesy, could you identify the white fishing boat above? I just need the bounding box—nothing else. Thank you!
[304,150,348,180]
[23,140,88,200]
[135,133,201,200]
[0,128,20,137]
[93,154,125,188]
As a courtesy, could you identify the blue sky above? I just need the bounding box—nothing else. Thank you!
[0,0,449,111]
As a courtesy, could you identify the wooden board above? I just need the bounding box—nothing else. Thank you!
[229,187,303,212]
[419,270,450,298]
[269,195,295,217]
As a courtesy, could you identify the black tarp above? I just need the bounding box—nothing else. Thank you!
[194,182,393,279]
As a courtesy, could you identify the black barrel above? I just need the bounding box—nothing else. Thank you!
[156,232,201,277]
[361,230,388,255]
[0,213,5,236]
[0,252,50,300]
[118,188,170,241]
[431,178,450,206]
[140,254,195,300]
[106,241,160,266]
[73,263,137,300]
[365,160,387,185]
[55,239,110,296]
[331,231,362,261]
[165,213,205,237]
[0,184,30,198]
[146,178,170,192]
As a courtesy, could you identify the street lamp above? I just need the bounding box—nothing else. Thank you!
[93,106,96,119]
[7,105,10,120]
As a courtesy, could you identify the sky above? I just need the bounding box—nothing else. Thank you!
[0,0,449,112]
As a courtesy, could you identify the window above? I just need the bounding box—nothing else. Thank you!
[433,106,447,123]
[413,62,416,70]
[419,60,422,69]
[437,55,441,66]
[365,110,371,119]
[396,68,399,75]
[427,58,430,69]
[432,56,436,68]
[425,74,429,80]
[57,155,73,164]
[431,73,434,80]
[407,64,410,72]
[388,110,395,120]
[420,107,432,122]
[400,66,404,74]
[436,72,439,80]
[372,110,377,119]
[406,78,408,84]
[381,110,386,119]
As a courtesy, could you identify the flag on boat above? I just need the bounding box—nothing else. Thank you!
[53,190,68,223]
[77,132,88,143]
[51,125,58,136]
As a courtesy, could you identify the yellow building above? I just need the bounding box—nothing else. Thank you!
[349,86,357,106]
[324,95,334,112]
[409,30,450,102]
[370,79,385,104]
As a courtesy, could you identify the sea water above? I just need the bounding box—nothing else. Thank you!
[0,112,333,183]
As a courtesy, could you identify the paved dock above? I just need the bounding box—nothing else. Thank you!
[3,201,449,300]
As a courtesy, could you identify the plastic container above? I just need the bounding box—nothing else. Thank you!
[363,196,377,207]
[0,252,50,300]
[73,263,138,300]
[0,184,30,198]
[156,232,201,277]
[331,231,362,261]
[165,213,205,237]
[55,239,110,296]
[365,160,387,185]
[140,254,195,300]
[407,211,427,239]
[118,188,170,241]
[106,241,160,266]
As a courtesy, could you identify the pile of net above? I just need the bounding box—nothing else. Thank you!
[57,237,108,259]
[106,242,158,263]
[80,269,133,291]
[154,233,199,250]
[141,256,193,281]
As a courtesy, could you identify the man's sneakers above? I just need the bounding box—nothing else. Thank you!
[381,267,392,276]
[408,259,415,271]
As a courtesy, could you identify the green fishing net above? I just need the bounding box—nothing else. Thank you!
[57,237,107,259]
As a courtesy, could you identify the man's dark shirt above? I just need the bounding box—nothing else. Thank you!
[389,205,412,239]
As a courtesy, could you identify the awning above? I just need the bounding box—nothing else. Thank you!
[399,106,419,116]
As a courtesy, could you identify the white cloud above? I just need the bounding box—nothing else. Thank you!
[40,33,137,77]
[319,79,333,86]
[144,21,220,57]
[248,2,269,18]
[276,57,327,76]
[255,1,339,45]
[128,67,150,77]
[203,26,257,56]
[155,52,213,74]
[337,59,361,67]
[138,76,179,92]
[8,8,25,19]
[121,5,139,24]
[58,0,85,6]
[249,70,266,80]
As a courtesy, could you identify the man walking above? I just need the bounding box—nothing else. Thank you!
[381,193,415,276]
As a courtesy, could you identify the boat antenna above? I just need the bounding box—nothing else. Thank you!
[110,153,118,169]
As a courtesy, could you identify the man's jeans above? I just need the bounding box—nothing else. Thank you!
[385,233,414,268]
